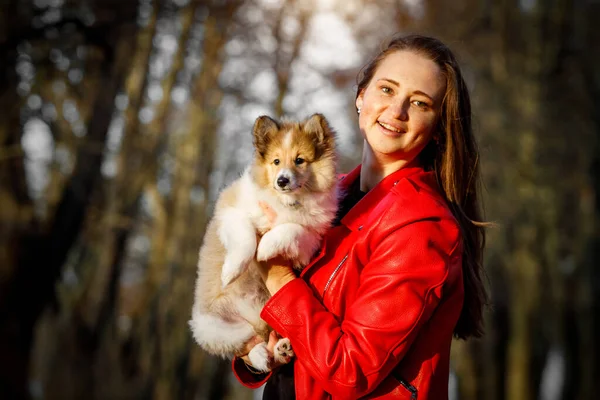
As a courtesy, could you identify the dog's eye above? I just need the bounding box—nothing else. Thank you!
[273,159,280,165]
[295,157,305,165]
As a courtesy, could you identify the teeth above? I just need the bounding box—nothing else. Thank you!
[378,121,401,133]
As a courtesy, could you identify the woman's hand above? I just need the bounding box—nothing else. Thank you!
[258,202,297,295]
[259,255,297,296]
[240,331,290,371]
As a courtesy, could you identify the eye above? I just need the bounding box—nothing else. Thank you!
[412,100,429,109]
[273,159,280,165]
[295,157,305,166]
[381,86,393,95]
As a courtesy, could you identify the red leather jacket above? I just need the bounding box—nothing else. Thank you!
[233,165,464,399]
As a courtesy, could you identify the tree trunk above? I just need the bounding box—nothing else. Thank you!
[0,14,137,397]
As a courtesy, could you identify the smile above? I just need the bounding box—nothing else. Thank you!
[377,121,404,135]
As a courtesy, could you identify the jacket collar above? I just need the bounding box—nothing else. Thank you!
[339,164,426,232]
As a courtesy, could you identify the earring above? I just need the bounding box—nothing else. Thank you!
[357,107,361,114]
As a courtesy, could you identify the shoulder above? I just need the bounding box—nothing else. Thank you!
[373,170,461,254]
[385,170,454,222]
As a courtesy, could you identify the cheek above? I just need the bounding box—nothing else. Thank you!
[362,94,381,115]
[255,163,272,187]
[265,165,278,183]
[413,114,437,139]
[358,113,366,134]
[358,101,378,133]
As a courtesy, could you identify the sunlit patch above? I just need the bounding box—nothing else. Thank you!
[21,118,53,217]
[283,129,293,149]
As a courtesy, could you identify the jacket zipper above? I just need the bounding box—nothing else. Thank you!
[322,254,348,296]
[392,370,418,400]
[398,378,417,400]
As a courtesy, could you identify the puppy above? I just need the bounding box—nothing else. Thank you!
[189,114,339,372]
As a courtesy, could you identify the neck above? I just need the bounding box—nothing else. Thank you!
[276,192,302,208]
[360,140,419,192]
[276,186,337,210]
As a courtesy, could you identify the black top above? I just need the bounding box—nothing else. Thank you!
[332,177,367,227]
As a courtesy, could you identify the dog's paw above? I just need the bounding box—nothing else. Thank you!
[256,230,283,262]
[296,246,315,267]
[247,342,272,373]
[273,338,294,365]
[221,254,250,287]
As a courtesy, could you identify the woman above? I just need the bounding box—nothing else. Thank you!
[233,34,488,400]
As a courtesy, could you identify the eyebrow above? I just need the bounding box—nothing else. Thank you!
[377,78,434,101]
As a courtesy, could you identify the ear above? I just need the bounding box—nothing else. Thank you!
[355,93,364,112]
[303,113,335,157]
[253,115,279,158]
[304,114,329,143]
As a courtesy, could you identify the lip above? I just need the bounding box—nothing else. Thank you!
[376,121,405,137]
[273,184,301,193]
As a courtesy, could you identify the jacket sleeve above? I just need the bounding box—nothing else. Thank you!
[260,220,460,398]
[231,357,272,388]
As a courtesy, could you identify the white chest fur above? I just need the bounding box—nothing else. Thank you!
[236,169,338,236]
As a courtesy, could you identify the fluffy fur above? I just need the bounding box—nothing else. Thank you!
[189,114,339,372]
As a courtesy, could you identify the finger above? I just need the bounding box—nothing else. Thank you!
[240,355,252,366]
[259,201,277,225]
[259,201,277,222]
[266,330,279,352]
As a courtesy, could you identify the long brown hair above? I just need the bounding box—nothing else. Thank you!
[356,34,489,339]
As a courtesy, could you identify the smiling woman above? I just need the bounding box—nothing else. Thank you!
[355,50,446,191]
[233,34,488,400]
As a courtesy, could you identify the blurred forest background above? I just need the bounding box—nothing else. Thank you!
[0,0,599,399]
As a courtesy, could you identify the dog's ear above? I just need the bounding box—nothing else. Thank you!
[303,113,336,157]
[253,116,279,158]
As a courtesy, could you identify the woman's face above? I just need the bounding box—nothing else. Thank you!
[356,50,446,165]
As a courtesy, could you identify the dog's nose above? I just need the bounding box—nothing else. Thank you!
[277,176,290,188]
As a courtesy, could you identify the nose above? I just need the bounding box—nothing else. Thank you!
[277,176,289,188]
[389,99,409,121]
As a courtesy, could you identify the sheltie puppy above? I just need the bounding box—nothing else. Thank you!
[189,113,339,372]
